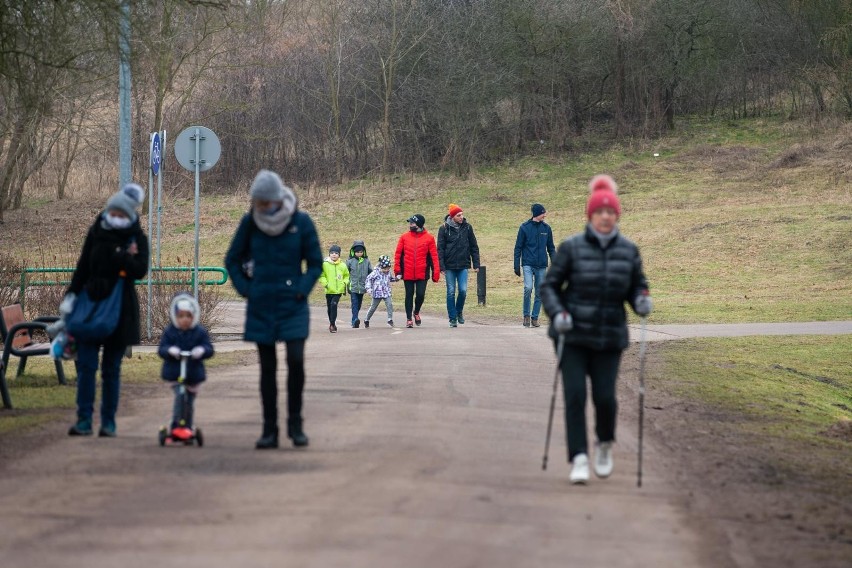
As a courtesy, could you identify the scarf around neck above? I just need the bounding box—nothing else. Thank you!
[589,224,619,249]
[252,186,297,236]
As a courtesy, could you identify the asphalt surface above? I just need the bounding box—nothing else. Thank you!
[1,302,849,567]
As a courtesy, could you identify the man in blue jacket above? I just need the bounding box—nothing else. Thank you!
[513,203,556,327]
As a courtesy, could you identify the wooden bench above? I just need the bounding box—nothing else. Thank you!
[0,304,68,409]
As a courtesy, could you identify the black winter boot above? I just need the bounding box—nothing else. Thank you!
[287,417,309,447]
[255,425,279,449]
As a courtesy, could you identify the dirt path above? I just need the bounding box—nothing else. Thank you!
[2,306,849,567]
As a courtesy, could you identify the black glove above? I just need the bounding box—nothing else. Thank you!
[514,267,521,277]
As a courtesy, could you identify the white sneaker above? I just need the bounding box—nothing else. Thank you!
[594,442,613,478]
[570,453,590,484]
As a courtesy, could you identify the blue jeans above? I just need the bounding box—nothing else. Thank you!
[523,265,547,318]
[350,292,364,324]
[74,341,125,428]
[444,269,468,320]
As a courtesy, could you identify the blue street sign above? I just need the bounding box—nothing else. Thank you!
[151,132,161,175]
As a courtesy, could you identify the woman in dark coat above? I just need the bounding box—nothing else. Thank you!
[540,175,652,485]
[63,183,149,437]
[225,170,323,449]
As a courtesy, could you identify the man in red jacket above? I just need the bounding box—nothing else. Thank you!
[394,214,441,328]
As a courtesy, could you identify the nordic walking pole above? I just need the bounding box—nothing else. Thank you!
[542,333,565,471]
[637,317,648,487]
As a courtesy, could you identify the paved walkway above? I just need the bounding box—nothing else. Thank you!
[1,308,719,568]
[3,302,847,568]
[139,301,852,353]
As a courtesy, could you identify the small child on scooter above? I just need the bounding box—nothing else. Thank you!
[157,293,214,442]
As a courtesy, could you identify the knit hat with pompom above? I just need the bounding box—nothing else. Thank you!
[586,174,621,219]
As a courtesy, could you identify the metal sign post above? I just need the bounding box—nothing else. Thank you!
[147,132,162,339]
[156,130,166,269]
[174,126,221,299]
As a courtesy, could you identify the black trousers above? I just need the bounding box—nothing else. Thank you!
[560,344,622,462]
[257,340,306,431]
[403,279,428,319]
[326,293,342,324]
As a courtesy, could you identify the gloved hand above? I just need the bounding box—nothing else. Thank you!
[191,346,206,359]
[553,311,573,333]
[514,267,521,277]
[168,346,181,359]
[634,292,653,316]
[59,292,77,317]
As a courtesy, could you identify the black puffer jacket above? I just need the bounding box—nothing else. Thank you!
[68,215,149,347]
[437,216,480,271]
[540,226,648,351]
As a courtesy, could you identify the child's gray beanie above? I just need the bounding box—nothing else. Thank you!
[250,169,286,201]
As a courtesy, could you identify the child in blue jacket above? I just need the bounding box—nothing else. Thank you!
[157,293,214,435]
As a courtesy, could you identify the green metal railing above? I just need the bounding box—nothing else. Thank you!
[18,267,228,309]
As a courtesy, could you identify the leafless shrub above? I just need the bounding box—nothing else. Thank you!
[136,282,224,344]
[0,253,24,309]
[769,143,824,169]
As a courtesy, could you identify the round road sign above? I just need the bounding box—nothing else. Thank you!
[174,126,221,173]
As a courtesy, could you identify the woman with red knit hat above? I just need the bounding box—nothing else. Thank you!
[540,174,652,485]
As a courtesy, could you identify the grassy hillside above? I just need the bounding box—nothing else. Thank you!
[5,117,851,324]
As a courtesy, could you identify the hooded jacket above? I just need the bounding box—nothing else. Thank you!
[365,266,395,299]
[320,257,350,295]
[346,240,372,294]
[540,225,649,351]
[437,216,480,271]
[394,229,440,282]
[67,214,149,347]
[157,293,214,384]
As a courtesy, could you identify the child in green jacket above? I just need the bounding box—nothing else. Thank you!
[319,244,350,333]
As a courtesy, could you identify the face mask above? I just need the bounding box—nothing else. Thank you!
[106,213,132,229]
[409,226,419,233]
[263,205,282,216]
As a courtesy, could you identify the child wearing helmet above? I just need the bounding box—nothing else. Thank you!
[363,255,398,328]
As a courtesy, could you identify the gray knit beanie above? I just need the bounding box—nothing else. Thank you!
[105,182,145,222]
[250,169,286,201]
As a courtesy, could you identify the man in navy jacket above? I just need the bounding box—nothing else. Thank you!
[513,203,556,327]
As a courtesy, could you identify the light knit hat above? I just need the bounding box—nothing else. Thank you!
[105,182,145,222]
[250,169,286,201]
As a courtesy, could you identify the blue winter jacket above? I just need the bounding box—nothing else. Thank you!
[514,219,556,271]
[224,211,323,344]
[157,325,214,384]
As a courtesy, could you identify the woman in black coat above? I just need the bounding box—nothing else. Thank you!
[540,175,652,485]
[63,183,149,437]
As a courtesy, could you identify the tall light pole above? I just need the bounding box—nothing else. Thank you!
[118,0,131,188]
